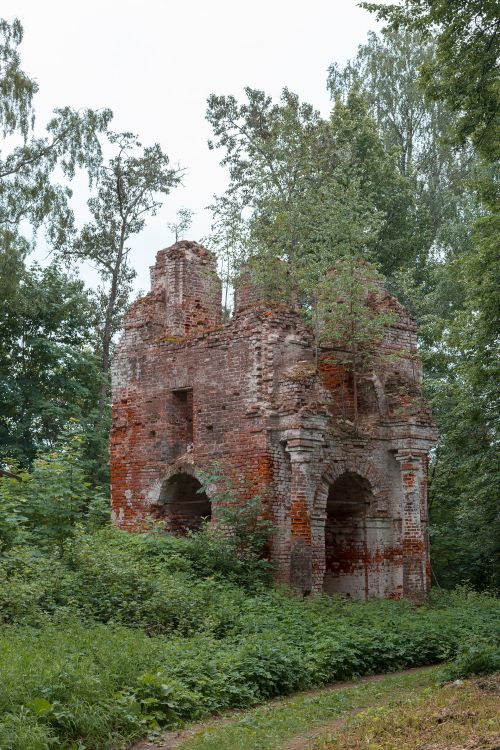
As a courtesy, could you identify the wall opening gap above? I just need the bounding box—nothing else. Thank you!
[171,388,193,448]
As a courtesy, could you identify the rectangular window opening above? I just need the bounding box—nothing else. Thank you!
[172,388,193,445]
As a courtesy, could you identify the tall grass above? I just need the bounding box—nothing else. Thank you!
[0,528,498,749]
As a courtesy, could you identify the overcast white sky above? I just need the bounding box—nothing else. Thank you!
[4,0,382,293]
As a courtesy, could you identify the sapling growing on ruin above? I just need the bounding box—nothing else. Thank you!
[318,256,396,432]
[167,207,194,243]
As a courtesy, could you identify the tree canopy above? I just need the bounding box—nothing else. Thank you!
[0,12,498,590]
[361,0,500,161]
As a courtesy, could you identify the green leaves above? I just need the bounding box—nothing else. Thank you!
[28,698,52,718]
[0,18,37,139]
[0,585,498,748]
[64,131,182,420]
[188,468,275,588]
[327,23,498,591]
[0,100,112,257]
[0,464,29,551]
[362,0,500,162]
[118,672,203,730]
[0,427,109,556]
[0,262,102,467]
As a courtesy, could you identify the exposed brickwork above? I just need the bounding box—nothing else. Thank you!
[111,241,437,602]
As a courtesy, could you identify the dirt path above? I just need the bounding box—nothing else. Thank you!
[131,666,433,750]
[278,708,365,750]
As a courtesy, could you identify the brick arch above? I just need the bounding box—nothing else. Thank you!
[311,455,391,595]
[313,455,389,517]
[159,470,212,534]
[160,462,215,498]
[145,462,216,512]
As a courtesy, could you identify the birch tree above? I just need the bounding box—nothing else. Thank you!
[67,132,182,413]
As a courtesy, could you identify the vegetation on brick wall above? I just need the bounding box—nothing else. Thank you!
[0,6,498,749]
[206,20,499,592]
[1,8,498,588]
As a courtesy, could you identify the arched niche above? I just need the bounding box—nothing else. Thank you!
[159,473,211,534]
[323,471,374,599]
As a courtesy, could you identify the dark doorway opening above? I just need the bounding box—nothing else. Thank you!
[160,473,211,534]
[323,472,373,599]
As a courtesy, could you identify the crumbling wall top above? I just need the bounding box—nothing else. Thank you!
[147,240,222,337]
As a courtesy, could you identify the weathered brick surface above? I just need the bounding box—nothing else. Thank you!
[111,241,437,601]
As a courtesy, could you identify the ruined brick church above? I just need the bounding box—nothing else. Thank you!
[110,241,437,602]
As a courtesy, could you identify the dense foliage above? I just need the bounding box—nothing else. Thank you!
[0,265,102,468]
[206,20,499,592]
[0,18,183,484]
[0,446,497,748]
[0,530,497,748]
[0,10,498,749]
[1,8,498,586]
[0,445,498,748]
[359,0,500,593]
[362,0,500,161]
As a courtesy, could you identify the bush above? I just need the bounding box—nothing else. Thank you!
[117,673,204,732]
[1,465,499,749]
[62,528,248,636]
[0,547,74,625]
[180,467,275,589]
[0,589,498,749]
[0,432,109,554]
[440,641,500,682]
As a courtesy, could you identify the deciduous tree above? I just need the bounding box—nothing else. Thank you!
[318,257,396,431]
[0,263,102,466]
[66,132,182,413]
[362,0,500,161]
[0,18,112,270]
[167,207,194,242]
[206,86,403,306]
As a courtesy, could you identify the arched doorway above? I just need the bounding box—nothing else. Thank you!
[159,473,211,534]
[323,472,373,599]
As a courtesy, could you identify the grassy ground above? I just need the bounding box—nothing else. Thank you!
[0,527,498,749]
[314,673,500,750]
[156,668,439,750]
[141,670,500,750]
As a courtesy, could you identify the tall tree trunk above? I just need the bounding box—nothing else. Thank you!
[98,262,120,416]
[313,292,320,369]
[352,347,359,434]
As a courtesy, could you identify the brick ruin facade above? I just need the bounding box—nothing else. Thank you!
[110,241,437,602]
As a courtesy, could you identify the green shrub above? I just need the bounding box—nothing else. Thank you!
[0,588,498,749]
[440,641,500,682]
[117,673,204,731]
[0,491,499,750]
[62,529,247,636]
[176,467,275,589]
[0,547,75,624]
[230,635,308,698]
[0,432,109,555]
[0,463,30,552]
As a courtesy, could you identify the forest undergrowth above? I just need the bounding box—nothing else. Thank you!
[0,521,498,750]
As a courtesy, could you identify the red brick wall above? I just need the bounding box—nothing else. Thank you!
[110,241,437,601]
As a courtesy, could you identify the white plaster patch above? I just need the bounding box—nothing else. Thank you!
[145,480,162,507]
